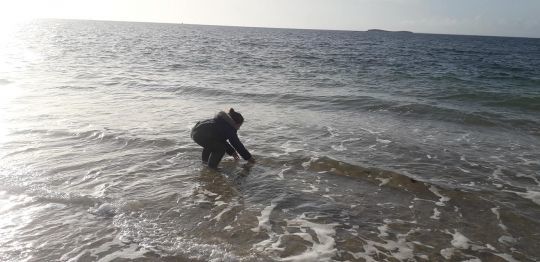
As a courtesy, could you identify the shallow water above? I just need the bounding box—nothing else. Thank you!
[0,19,539,261]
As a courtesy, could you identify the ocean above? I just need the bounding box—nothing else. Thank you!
[0,19,539,261]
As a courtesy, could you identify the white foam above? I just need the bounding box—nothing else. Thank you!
[170,237,242,261]
[460,155,479,166]
[344,138,361,143]
[271,152,287,157]
[376,137,391,144]
[331,144,346,151]
[376,177,390,186]
[457,167,471,174]
[320,194,335,201]
[301,184,319,193]
[214,206,233,221]
[213,201,239,222]
[430,208,441,220]
[293,232,314,243]
[301,157,317,170]
[352,220,417,261]
[281,140,303,154]
[325,126,338,137]
[454,206,463,217]
[252,235,281,253]
[214,201,226,206]
[367,236,414,261]
[516,190,540,205]
[194,193,211,204]
[200,189,218,197]
[498,235,516,244]
[490,207,507,231]
[429,186,450,206]
[377,224,389,238]
[349,250,380,262]
[95,243,147,262]
[494,253,520,262]
[66,235,147,262]
[252,212,338,261]
[491,166,504,181]
[281,214,338,261]
[440,248,454,259]
[90,203,116,217]
[417,254,428,260]
[448,230,470,249]
[251,195,284,233]
[277,167,292,180]
[462,258,481,262]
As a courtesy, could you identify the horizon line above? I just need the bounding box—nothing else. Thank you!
[36,17,540,40]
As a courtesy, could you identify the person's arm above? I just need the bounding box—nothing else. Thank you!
[224,142,235,156]
[227,131,252,161]
[225,142,240,160]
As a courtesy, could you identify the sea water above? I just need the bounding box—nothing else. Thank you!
[0,19,539,261]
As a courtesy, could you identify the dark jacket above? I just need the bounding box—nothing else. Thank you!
[192,112,252,160]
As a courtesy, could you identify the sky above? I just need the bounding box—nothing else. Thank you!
[1,0,539,38]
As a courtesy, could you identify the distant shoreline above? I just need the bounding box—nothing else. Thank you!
[36,17,539,39]
[366,29,414,34]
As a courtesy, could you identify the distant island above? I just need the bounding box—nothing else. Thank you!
[367,29,414,34]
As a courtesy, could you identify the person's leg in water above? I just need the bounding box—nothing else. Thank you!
[192,122,211,165]
[191,125,226,169]
[197,140,226,169]
[207,144,226,169]
[201,148,210,164]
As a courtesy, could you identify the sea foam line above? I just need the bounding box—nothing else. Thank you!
[251,195,284,233]
[429,186,450,206]
[281,213,338,262]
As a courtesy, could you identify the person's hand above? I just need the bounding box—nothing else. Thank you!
[232,152,240,160]
[247,157,256,164]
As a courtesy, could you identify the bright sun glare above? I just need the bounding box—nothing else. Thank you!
[0,0,41,20]
[0,1,33,41]
[0,2,31,144]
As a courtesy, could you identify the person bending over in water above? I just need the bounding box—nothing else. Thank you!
[191,108,255,169]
